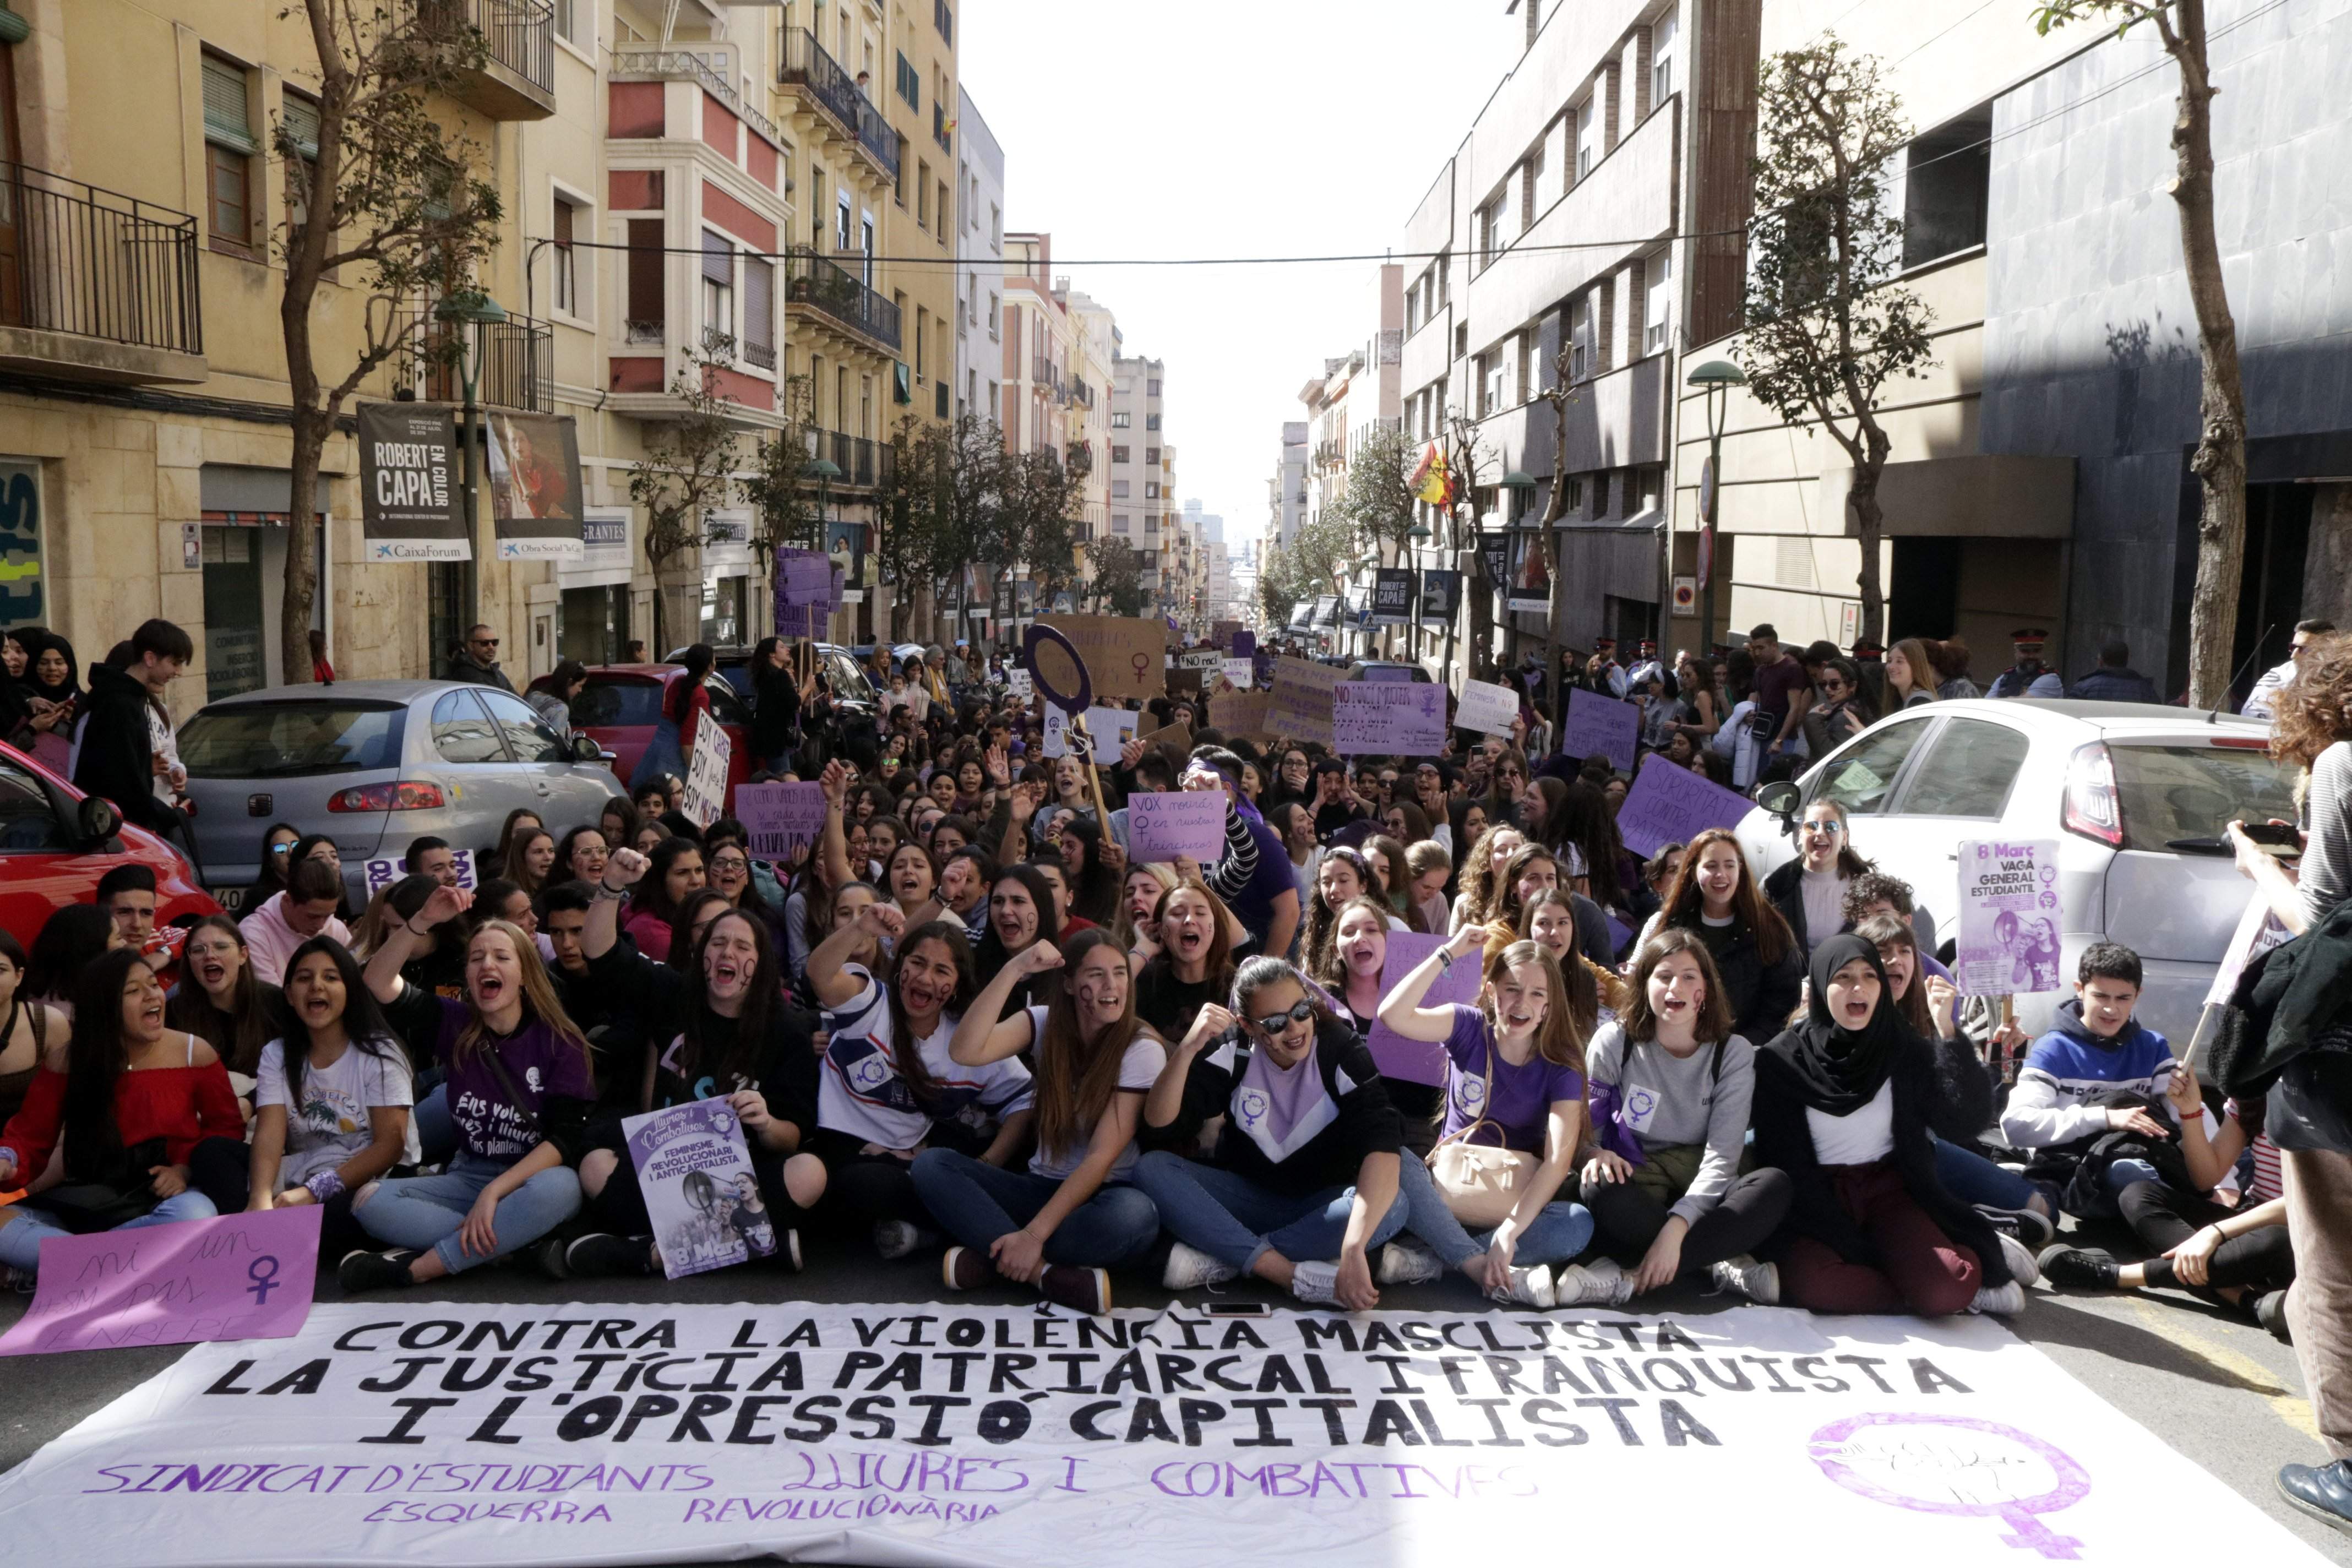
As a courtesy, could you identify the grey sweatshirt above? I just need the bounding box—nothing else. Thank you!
[1585,1022,1758,1226]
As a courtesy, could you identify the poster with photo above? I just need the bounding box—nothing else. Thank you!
[620,1100,775,1281]
[1955,838,2065,995]
[485,409,585,560]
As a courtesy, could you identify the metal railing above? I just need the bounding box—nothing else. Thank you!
[823,429,896,488]
[778,30,899,179]
[782,245,901,351]
[410,307,553,411]
[0,162,202,355]
[609,46,783,149]
[417,0,555,94]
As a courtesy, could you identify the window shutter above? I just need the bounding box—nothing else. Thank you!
[553,199,574,248]
[281,94,321,160]
[743,260,773,350]
[627,219,665,325]
[701,231,732,285]
[203,57,257,151]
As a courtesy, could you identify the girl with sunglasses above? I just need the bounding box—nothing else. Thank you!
[1762,798,1874,957]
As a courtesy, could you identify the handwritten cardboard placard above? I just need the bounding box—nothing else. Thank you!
[1365,931,1482,1086]
[1956,837,2065,997]
[1125,791,1229,861]
[1562,687,1642,773]
[1267,656,1343,744]
[0,1205,322,1357]
[1038,614,1167,701]
[1333,682,1447,756]
[1222,658,1255,689]
[1136,721,1193,759]
[679,720,732,828]
[1210,687,1276,740]
[1455,678,1521,739]
[733,780,827,861]
[1614,751,1757,857]
[362,847,475,899]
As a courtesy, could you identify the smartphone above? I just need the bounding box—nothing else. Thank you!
[2239,820,2302,858]
[1200,1302,1271,1319]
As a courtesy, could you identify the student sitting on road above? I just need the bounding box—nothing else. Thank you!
[621,837,707,962]
[1638,828,1804,1046]
[166,914,284,1096]
[1373,929,1605,1308]
[341,885,589,1292]
[1134,955,1407,1309]
[1762,798,1872,958]
[1580,930,1793,1304]
[1997,943,2181,1217]
[238,858,352,989]
[0,950,242,1278]
[1129,879,1241,1046]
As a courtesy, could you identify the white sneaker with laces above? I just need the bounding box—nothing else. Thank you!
[1708,1254,1780,1304]
[1969,1281,2027,1316]
[1997,1232,2041,1288]
[1376,1242,1444,1286]
[1491,1265,1555,1309]
[1553,1256,1635,1308]
[1163,1241,1241,1291]
[1289,1260,1342,1305]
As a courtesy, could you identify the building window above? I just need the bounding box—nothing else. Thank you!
[202,55,257,253]
[1476,195,1504,270]
[1145,414,1161,432]
[1478,350,1504,415]
[1570,294,1593,381]
[1145,514,1158,534]
[835,194,852,252]
[1147,378,1162,396]
[1521,144,1544,229]
[917,160,930,227]
[1903,105,1993,269]
[1144,446,1159,465]
[553,0,582,45]
[988,292,1000,339]
[701,230,734,344]
[1111,411,1130,428]
[1574,95,1598,181]
[895,52,919,109]
[1112,480,1131,499]
[743,257,774,368]
[934,0,954,42]
[626,217,664,337]
[938,181,950,241]
[1145,482,1160,499]
[1651,8,1677,106]
[1112,445,1130,463]
[281,90,321,232]
[1112,514,1130,534]
[552,195,581,315]
[1644,249,1672,353]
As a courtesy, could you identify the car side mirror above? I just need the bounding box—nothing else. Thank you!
[1755,779,1802,827]
[571,732,603,763]
[77,793,121,847]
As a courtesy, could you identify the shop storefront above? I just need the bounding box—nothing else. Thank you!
[197,466,329,701]
[559,507,634,665]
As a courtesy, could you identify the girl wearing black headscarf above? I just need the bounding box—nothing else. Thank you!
[1750,934,2034,1316]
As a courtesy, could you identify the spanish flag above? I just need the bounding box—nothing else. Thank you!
[1410,442,1452,507]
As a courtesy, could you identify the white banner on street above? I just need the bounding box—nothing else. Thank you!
[1955,837,2064,995]
[1454,678,1519,738]
[680,722,732,829]
[0,1302,2326,1567]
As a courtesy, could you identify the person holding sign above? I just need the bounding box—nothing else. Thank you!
[0,950,242,1278]
[630,645,716,798]
[1638,830,1803,1047]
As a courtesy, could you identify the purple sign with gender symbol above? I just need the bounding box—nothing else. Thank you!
[0,1205,322,1357]
[1808,1413,2092,1559]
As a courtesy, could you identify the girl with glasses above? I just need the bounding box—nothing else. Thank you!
[1763,798,1875,957]
[238,823,304,916]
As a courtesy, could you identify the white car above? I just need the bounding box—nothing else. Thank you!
[1736,698,2295,1047]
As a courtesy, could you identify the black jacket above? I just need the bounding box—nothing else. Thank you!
[2214,900,2352,1153]
[72,662,176,833]
[1676,912,1804,1045]
[750,664,802,759]
[1142,1017,1401,1198]
[448,651,514,692]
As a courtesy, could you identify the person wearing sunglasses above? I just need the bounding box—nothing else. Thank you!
[448,623,513,693]
[1800,656,1878,760]
[1763,798,1875,959]
[1133,956,1408,1309]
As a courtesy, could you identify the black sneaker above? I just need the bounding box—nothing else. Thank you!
[942,1245,996,1291]
[1039,1264,1112,1315]
[2035,1244,2119,1291]
[537,1236,572,1281]
[565,1233,658,1278]
[338,1249,419,1294]
[2255,1289,2293,1343]
[1973,1202,2054,1251]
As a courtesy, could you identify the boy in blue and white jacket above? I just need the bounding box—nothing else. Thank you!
[2000,943,2180,1213]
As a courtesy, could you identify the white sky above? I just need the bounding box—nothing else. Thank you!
[960,0,1522,542]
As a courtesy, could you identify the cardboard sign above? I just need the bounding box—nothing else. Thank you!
[1268,655,1343,744]
[1210,687,1276,740]
[734,780,827,861]
[1614,751,1757,857]
[1333,682,1447,756]
[1038,614,1167,701]
[1365,932,1482,1086]
[1179,650,1223,670]
[1007,667,1033,701]
[361,847,476,899]
[773,549,834,632]
[622,1101,775,1281]
[679,720,732,829]
[1455,678,1521,739]
[1125,790,1229,861]
[1562,687,1642,773]
[1956,837,2065,996]
[1222,657,1254,689]
[1136,721,1193,759]
[0,1205,322,1357]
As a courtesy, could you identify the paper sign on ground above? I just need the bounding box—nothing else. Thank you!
[1455,678,1520,738]
[1125,791,1228,861]
[1222,658,1254,689]
[0,1205,322,1357]
[620,1100,775,1281]
[1561,687,1642,772]
[678,721,732,829]
[1615,751,1757,857]
[1332,682,1447,756]
[734,780,827,860]
[362,847,475,899]
[1037,614,1167,701]
[1267,655,1343,744]
[1366,930,1480,1084]
[1955,837,2065,996]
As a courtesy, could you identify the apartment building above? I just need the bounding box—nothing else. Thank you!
[1268,420,1309,555]
[952,86,1004,430]
[1109,355,1168,602]
[1063,289,1117,556]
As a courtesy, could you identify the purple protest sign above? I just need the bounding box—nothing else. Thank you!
[1366,931,1482,1085]
[734,780,828,861]
[1614,751,1758,857]
[1125,791,1228,861]
[1232,630,1255,660]
[0,1205,322,1357]
[1332,681,1447,756]
[1561,687,1642,772]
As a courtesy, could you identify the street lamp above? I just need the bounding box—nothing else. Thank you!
[1685,359,1746,653]
[434,288,507,649]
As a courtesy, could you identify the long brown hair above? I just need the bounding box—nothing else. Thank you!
[1146,878,1237,998]
[1032,928,1145,1158]
[1887,638,1939,703]
[1479,939,1592,1076]
[1317,895,1395,994]
[451,919,592,1076]
[1456,824,1525,927]
[1659,827,1794,966]
[1488,842,1559,932]
[1304,845,1377,978]
[1363,834,1427,933]
[885,919,979,1106]
[165,914,274,1075]
[2273,631,2352,771]
[1854,913,1933,1038]
[1798,798,1874,880]
[1620,928,1735,1044]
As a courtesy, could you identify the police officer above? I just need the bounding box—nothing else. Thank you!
[1988,628,2065,699]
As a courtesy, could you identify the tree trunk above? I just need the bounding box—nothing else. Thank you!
[1849,422,1891,649]
[280,406,328,685]
[1539,394,1571,721]
[2166,1,2250,709]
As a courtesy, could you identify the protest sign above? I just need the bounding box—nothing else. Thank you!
[1332,682,1447,756]
[1955,839,2064,996]
[774,550,834,639]
[0,1206,321,1357]
[1211,618,1243,646]
[1048,705,1137,760]
[1043,705,1070,758]
[1267,656,1343,744]
[1125,791,1228,861]
[1365,931,1478,1084]
[1209,687,1275,740]
[1454,678,1520,738]
[1561,688,1642,773]
[621,1101,775,1281]
[1614,752,1757,857]
[1136,721,1192,758]
[1222,658,1254,689]
[1232,629,1255,659]
[4,1302,2316,1568]
[678,722,732,829]
[1178,650,1223,671]
[1038,614,1166,701]
[1167,667,1204,699]
[734,780,827,861]
[1008,667,1033,702]
[362,848,475,899]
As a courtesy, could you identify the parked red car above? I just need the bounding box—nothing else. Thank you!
[0,739,218,947]
[571,665,755,815]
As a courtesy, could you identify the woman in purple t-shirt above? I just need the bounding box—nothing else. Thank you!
[1376,927,1604,1309]
[343,884,590,1292]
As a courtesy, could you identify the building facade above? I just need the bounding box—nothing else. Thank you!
[952,85,1004,431]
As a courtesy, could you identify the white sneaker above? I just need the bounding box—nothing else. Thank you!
[1289,1260,1342,1305]
[1163,1240,1242,1291]
[1969,1281,2027,1316]
[1709,1254,1780,1304]
[1376,1241,1444,1286]
[873,1219,940,1260]
[1492,1264,1556,1309]
[1997,1232,2041,1288]
[1553,1256,1635,1308]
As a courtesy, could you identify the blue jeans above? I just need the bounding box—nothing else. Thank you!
[1395,1153,1594,1270]
[0,1190,217,1275]
[355,1153,581,1275]
[1931,1137,2044,1211]
[1130,1150,1407,1272]
[412,1082,457,1168]
[906,1149,1160,1268]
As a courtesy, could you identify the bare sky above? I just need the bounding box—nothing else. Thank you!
[960,0,1520,543]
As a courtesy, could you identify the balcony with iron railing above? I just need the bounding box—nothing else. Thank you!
[416,0,556,120]
[823,429,895,489]
[611,46,784,149]
[777,30,899,182]
[406,306,554,411]
[782,246,901,354]
[0,162,204,384]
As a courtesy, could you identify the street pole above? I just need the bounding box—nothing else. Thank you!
[1702,401,1722,656]
[458,337,481,659]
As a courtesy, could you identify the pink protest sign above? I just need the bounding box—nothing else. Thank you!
[1615,751,1757,857]
[734,780,828,861]
[1366,931,1482,1086]
[0,1204,322,1357]
[1332,682,1447,756]
[1125,790,1228,861]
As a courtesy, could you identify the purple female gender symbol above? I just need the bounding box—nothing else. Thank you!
[1807,1412,2091,1559]
[1022,622,1091,717]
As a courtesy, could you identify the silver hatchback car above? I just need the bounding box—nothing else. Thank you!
[176,680,626,911]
